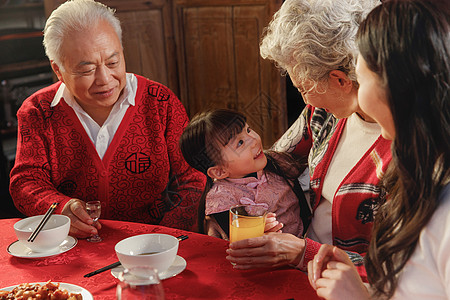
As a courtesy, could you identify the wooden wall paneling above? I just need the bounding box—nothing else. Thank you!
[118,10,169,86]
[111,0,179,94]
[233,5,286,147]
[173,0,285,147]
[178,6,236,114]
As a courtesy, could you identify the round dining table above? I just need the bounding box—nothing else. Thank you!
[0,218,320,299]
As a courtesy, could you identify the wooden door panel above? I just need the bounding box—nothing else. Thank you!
[174,1,286,147]
[233,6,284,144]
[118,10,168,86]
[182,7,236,113]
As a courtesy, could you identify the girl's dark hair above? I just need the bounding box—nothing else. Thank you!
[180,109,307,233]
[180,109,246,232]
[179,109,247,176]
[357,0,450,298]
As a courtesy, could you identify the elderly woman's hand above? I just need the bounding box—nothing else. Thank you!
[61,199,101,238]
[226,233,305,269]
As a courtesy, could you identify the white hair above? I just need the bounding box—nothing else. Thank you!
[43,0,122,67]
[260,0,380,90]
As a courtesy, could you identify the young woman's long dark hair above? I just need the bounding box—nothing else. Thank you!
[179,109,307,234]
[357,1,450,298]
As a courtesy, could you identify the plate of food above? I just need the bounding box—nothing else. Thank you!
[0,281,93,300]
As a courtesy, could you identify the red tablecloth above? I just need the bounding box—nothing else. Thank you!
[0,218,319,299]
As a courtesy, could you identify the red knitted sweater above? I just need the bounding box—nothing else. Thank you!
[10,75,206,231]
[276,105,392,281]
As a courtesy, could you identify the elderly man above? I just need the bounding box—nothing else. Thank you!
[10,0,205,238]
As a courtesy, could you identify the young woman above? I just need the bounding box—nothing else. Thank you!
[179,109,310,239]
[308,1,450,299]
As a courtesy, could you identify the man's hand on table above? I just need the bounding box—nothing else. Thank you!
[226,232,305,269]
[62,199,102,238]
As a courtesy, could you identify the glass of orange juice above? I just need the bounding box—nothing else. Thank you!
[229,205,267,243]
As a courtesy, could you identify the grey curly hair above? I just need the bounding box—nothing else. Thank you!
[260,0,379,91]
[43,0,122,68]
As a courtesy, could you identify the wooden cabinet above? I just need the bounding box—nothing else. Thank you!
[44,0,286,147]
[116,1,178,96]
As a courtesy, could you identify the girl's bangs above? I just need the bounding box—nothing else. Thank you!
[213,114,246,146]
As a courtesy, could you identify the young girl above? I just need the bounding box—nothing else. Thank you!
[179,109,310,239]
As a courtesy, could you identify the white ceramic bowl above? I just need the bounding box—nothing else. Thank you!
[14,214,70,252]
[115,234,179,275]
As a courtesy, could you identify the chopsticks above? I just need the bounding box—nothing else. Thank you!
[83,261,122,278]
[27,202,59,242]
[83,234,189,278]
[177,235,189,242]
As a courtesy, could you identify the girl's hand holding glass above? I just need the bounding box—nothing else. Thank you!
[264,212,283,233]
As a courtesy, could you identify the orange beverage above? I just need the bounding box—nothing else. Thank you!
[229,205,267,243]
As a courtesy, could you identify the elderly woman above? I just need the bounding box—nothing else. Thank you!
[226,0,389,281]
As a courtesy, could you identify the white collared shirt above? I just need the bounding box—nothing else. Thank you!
[51,73,138,159]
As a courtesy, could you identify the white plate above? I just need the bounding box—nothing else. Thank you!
[111,255,186,280]
[0,282,93,300]
[7,236,77,258]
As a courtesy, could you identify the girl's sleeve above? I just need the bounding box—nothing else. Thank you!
[205,213,229,240]
[205,185,239,238]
